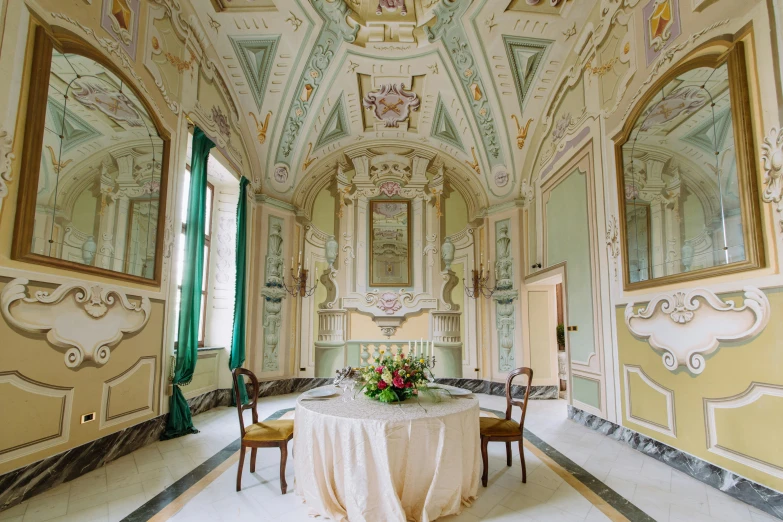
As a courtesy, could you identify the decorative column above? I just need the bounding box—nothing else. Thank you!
[112,154,135,272]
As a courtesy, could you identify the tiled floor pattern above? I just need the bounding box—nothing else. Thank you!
[1,393,778,522]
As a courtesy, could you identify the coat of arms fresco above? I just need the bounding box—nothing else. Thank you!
[363,84,420,128]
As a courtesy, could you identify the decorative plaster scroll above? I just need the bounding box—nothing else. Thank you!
[623,365,676,438]
[100,356,156,429]
[0,129,15,211]
[761,127,783,237]
[704,383,783,479]
[0,372,74,465]
[364,289,415,315]
[440,270,460,311]
[318,267,339,310]
[1,279,151,369]
[625,287,770,374]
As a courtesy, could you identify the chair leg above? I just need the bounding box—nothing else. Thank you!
[236,446,246,492]
[505,442,512,467]
[250,448,257,473]
[519,439,526,483]
[481,437,489,488]
[279,441,289,495]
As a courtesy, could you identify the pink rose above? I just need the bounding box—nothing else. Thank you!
[376,367,383,373]
[412,389,418,395]
[405,381,413,388]
[392,376,405,388]
[378,380,387,390]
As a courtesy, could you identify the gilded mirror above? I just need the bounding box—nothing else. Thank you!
[369,200,411,287]
[615,42,763,290]
[13,26,169,285]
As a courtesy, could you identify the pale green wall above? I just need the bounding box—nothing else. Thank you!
[72,188,98,234]
[528,201,536,268]
[445,189,468,237]
[546,169,595,366]
[312,187,336,236]
[572,375,601,409]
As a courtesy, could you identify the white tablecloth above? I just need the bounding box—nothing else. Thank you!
[293,388,481,522]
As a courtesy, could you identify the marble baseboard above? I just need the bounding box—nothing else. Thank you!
[0,389,230,513]
[435,378,559,400]
[568,406,783,520]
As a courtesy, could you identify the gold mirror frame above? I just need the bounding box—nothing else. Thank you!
[613,39,764,291]
[12,24,171,286]
[369,199,412,287]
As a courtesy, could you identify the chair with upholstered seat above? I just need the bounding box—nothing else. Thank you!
[232,368,294,493]
[479,367,533,487]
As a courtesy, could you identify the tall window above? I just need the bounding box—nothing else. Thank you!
[174,166,214,347]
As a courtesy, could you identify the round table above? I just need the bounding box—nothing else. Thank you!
[293,388,481,522]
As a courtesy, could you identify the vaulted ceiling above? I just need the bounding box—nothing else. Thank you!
[190,0,596,205]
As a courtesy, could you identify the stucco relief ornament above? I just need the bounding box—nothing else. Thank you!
[378,181,402,197]
[377,292,402,314]
[1,278,151,369]
[376,0,407,15]
[211,106,231,139]
[363,84,420,128]
[274,166,288,183]
[325,235,339,268]
[625,287,770,374]
[441,237,455,271]
[761,127,783,235]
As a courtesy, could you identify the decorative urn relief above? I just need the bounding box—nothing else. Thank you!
[625,287,770,374]
[0,278,151,368]
[441,237,455,271]
[325,235,339,268]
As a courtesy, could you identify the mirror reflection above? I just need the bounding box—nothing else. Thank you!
[369,200,411,287]
[33,49,163,279]
[621,61,745,284]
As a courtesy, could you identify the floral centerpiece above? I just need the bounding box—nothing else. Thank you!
[360,351,435,403]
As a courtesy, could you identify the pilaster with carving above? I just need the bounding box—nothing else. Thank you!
[493,221,518,372]
[261,217,286,371]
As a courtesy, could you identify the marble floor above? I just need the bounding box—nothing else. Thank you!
[0,393,778,522]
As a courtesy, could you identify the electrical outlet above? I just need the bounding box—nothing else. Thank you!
[80,412,95,424]
[567,325,578,332]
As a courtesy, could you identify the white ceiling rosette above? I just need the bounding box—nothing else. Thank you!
[625,287,770,374]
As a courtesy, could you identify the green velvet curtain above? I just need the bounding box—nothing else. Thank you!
[229,176,250,406]
[161,127,215,440]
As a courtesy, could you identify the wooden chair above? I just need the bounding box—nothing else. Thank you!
[232,368,294,494]
[479,367,533,487]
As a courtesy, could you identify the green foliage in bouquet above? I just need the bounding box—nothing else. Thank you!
[360,352,435,403]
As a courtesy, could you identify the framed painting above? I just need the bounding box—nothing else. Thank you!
[369,200,411,287]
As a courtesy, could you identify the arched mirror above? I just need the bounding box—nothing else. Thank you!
[614,41,763,290]
[13,26,169,285]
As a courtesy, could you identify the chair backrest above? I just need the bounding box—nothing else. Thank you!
[232,367,259,437]
[505,367,533,432]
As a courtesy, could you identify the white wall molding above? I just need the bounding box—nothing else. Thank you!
[761,127,783,240]
[623,365,676,438]
[0,372,73,465]
[100,357,156,429]
[1,278,151,368]
[704,382,783,479]
[625,287,770,374]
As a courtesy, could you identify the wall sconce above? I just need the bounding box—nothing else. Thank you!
[464,258,496,299]
[284,253,318,298]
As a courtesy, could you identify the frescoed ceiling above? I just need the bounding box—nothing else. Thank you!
[188,0,595,205]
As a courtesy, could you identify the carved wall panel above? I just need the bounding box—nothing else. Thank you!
[0,372,73,465]
[704,383,783,479]
[1,279,151,368]
[623,364,676,437]
[100,356,156,429]
[625,287,770,374]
